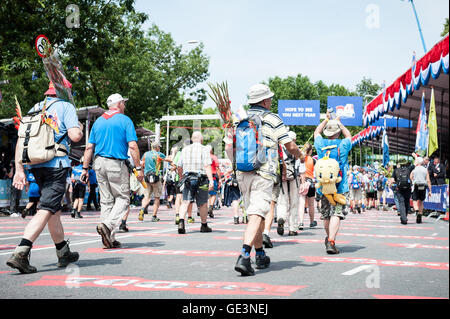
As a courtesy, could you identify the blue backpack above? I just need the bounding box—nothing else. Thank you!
[234,110,270,172]
[350,171,361,189]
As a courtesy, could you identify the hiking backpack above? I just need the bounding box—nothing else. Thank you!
[376,177,385,191]
[350,172,361,189]
[396,166,411,190]
[233,110,270,172]
[16,99,68,165]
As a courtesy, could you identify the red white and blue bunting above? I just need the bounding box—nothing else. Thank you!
[351,126,384,147]
[363,35,449,127]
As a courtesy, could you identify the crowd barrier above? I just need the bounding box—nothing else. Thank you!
[383,184,449,212]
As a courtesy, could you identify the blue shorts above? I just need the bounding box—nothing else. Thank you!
[208,179,219,196]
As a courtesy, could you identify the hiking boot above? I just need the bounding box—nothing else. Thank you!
[6,246,37,274]
[178,219,186,234]
[138,209,144,221]
[96,223,113,248]
[188,216,195,224]
[71,209,76,218]
[21,208,29,219]
[75,211,83,219]
[234,217,239,224]
[357,207,361,214]
[234,255,255,276]
[326,241,340,254]
[288,231,298,236]
[56,241,79,267]
[263,234,273,249]
[200,224,212,233]
[277,218,285,236]
[119,223,129,233]
[175,214,180,225]
[416,214,422,224]
[310,221,317,228]
[151,216,160,222]
[298,223,304,230]
[255,253,271,269]
[112,240,122,249]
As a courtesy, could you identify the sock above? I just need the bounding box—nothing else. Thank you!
[19,238,33,248]
[241,244,251,257]
[55,240,67,250]
[263,230,269,236]
[255,247,265,256]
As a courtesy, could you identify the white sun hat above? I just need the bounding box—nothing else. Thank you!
[106,93,129,107]
[247,84,274,104]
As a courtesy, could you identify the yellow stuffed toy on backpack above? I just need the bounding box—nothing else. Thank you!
[314,153,347,206]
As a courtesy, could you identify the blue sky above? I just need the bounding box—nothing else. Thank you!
[135,0,449,111]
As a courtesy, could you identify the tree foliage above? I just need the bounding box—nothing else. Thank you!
[0,0,209,127]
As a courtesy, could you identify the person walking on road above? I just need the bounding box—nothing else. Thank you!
[138,142,171,222]
[176,131,214,234]
[6,82,83,273]
[393,159,415,225]
[227,84,303,276]
[81,93,143,249]
[410,154,432,224]
[314,111,352,254]
[70,160,85,219]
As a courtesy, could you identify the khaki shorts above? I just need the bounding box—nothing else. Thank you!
[237,172,274,219]
[319,192,349,220]
[145,180,162,198]
[350,188,363,201]
[272,183,281,203]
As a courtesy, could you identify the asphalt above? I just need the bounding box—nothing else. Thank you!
[0,204,448,303]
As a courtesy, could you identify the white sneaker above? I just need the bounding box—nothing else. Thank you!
[10,213,20,218]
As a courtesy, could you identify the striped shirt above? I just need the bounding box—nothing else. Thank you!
[178,143,212,175]
[247,106,291,182]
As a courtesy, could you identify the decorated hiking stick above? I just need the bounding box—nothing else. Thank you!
[12,95,23,130]
[36,35,75,107]
[207,82,233,128]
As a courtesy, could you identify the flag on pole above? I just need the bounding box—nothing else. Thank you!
[382,117,389,167]
[428,87,438,157]
[415,92,428,156]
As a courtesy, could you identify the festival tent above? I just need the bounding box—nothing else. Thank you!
[361,34,449,158]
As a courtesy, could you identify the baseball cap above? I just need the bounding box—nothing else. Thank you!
[247,84,274,104]
[107,93,128,107]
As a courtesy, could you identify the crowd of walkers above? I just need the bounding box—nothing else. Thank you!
[3,82,448,276]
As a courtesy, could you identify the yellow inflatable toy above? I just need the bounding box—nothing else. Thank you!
[314,153,347,206]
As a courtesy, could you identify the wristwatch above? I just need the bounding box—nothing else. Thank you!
[135,166,142,171]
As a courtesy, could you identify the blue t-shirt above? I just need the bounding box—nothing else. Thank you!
[314,135,352,194]
[72,164,84,182]
[26,170,40,198]
[28,97,80,169]
[88,111,137,160]
[142,150,166,175]
[89,169,97,185]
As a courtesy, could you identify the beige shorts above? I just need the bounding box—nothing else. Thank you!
[237,172,274,219]
[272,183,281,203]
[145,180,162,198]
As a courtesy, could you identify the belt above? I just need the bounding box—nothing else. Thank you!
[98,156,125,161]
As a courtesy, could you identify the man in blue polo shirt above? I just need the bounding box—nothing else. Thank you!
[314,111,352,255]
[81,93,143,249]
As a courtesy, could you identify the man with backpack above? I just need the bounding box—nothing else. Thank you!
[277,130,301,236]
[228,83,303,276]
[393,159,415,225]
[365,172,377,210]
[314,111,352,255]
[6,82,83,273]
[349,165,363,214]
[138,142,171,222]
[376,172,388,211]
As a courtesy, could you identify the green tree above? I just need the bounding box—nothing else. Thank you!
[441,18,449,37]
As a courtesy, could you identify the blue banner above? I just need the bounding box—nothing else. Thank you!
[383,184,449,212]
[278,100,320,126]
[327,96,363,126]
[371,115,412,128]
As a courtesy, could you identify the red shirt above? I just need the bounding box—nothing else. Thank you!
[210,154,219,175]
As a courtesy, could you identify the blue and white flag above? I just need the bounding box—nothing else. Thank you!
[415,92,428,155]
[382,118,389,167]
